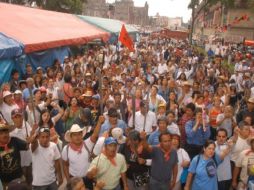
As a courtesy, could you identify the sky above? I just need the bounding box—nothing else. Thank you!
[106,0,192,23]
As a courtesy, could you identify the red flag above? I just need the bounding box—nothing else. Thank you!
[119,24,134,52]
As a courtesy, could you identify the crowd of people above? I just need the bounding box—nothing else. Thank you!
[0,37,254,190]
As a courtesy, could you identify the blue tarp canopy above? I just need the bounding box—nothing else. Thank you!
[0,46,70,84]
[0,32,24,60]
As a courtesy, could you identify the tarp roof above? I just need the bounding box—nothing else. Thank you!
[0,32,24,60]
[77,15,138,35]
[0,3,109,53]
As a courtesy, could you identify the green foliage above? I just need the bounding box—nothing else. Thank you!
[44,0,85,14]
[24,0,85,14]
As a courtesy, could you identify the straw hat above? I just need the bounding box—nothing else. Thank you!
[248,97,254,104]
[64,124,86,142]
[0,124,15,132]
[81,91,93,97]
[158,103,166,108]
[182,81,192,86]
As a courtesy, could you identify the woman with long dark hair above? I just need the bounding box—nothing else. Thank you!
[38,102,64,148]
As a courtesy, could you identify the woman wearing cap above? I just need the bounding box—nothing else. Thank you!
[171,134,190,190]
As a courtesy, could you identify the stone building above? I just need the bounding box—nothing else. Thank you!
[83,0,149,26]
[82,0,108,18]
[193,1,254,41]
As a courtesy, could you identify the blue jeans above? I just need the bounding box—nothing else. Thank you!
[32,181,58,190]
[149,177,170,190]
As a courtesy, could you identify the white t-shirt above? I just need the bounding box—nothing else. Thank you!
[231,136,250,163]
[62,138,94,177]
[176,148,190,182]
[10,121,32,167]
[128,111,157,134]
[158,63,168,75]
[31,142,61,186]
[167,122,180,136]
[0,103,19,124]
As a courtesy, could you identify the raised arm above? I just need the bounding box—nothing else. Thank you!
[90,116,105,143]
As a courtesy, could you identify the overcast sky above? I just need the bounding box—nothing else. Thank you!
[106,0,192,23]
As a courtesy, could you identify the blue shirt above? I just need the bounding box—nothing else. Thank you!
[185,120,210,146]
[99,119,127,136]
[148,130,161,145]
[22,87,35,101]
[189,154,222,190]
[148,130,170,146]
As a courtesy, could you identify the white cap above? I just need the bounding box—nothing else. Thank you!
[3,91,12,98]
[14,90,22,95]
[112,128,126,144]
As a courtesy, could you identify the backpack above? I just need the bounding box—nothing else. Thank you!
[194,154,218,178]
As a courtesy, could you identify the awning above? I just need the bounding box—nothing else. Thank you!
[0,3,109,53]
[77,15,138,35]
[0,32,24,60]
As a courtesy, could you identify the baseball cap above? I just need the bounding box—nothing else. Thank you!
[2,91,12,98]
[11,109,22,117]
[14,90,22,95]
[92,94,100,100]
[38,127,50,135]
[111,128,126,144]
[104,137,117,145]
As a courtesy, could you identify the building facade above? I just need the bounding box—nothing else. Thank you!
[83,0,149,26]
[168,17,183,30]
[193,1,254,41]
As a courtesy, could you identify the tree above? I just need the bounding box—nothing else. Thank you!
[9,0,86,14]
[41,0,86,14]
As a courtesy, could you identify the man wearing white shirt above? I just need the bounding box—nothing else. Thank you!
[128,101,157,135]
[158,61,168,75]
[10,108,33,185]
[30,128,63,189]
[215,129,232,190]
[0,91,19,124]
